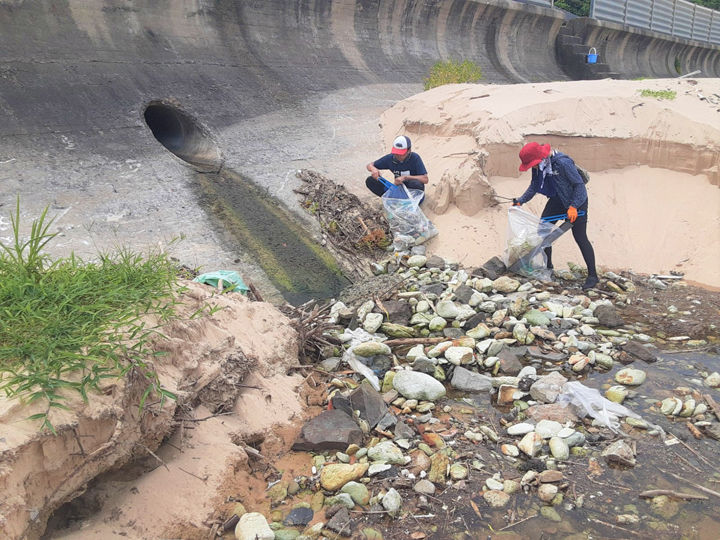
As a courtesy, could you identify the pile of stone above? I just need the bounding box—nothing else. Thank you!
[231,255,720,539]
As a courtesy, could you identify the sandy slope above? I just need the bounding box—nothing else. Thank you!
[375,78,720,286]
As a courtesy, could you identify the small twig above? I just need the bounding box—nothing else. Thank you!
[587,517,647,537]
[72,428,86,458]
[135,443,169,472]
[248,282,264,302]
[659,469,720,499]
[587,476,633,491]
[639,489,708,500]
[499,514,536,531]
[673,435,720,473]
[703,394,720,421]
[179,467,207,483]
[181,412,234,423]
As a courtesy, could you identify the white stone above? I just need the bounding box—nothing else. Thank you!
[535,420,562,439]
[235,512,274,540]
[507,423,535,436]
[363,313,384,334]
[436,300,460,319]
[518,432,543,457]
[444,346,475,366]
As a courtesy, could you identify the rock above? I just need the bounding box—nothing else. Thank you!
[235,512,274,540]
[368,441,405,465]
[535,420,562,439]
[412,357,437,374]
[449,463,468,480]
[661,397,683,416]
[393,370,446,401]
[512,323,534,345]
[602,440,636,467]
[498,350,523,375]
[353,341,391,357]
[363,313,384,333]
[621,340,657,363]
[283,507,314,527]
[518,432,543,457]
[425,255,446,269]
[705,372,720,387]
[466,323,491,339]
[293,410,363,452]
[450,366,492,393]
[454,284,476,304]
[273,530,300,540]
[428,317,447,332]
[501,444,520,457]
[481,256,507,280]
[486,477,504,491]
[594,304,624,328]
[320,463,370,491]
[563,431,586,447]
[413,479,436,495]
[650,495,680,519]
[483,490,510,508]
[549,437,570,460]
[379,300,412,325]
[605,386,628,404]
[445,346,474,365]
[614,368,647,386]
[593,352,614,369]
[407,255,427,268]
[341,482,370,506]
[381,488,402,516]
[538,470,564,483]
[507,423,535,436]
[436,300,460,319]
[380,323,415,338]
[540,506,562,522]
[368,463,392,477]
[394,420,415,440]
[493,276,521,293]
[349,380,389,429]
[524,309,551,326]
[267,483,288,504]
[325,507,351,535]
[538,483,558,502]
[529,372,567,403]
[409,450,432,475]
[526,403,579,424]
[429,451,449,483]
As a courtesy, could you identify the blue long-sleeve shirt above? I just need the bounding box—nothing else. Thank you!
[517,151,588,209]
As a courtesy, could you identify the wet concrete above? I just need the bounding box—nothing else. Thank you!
[193,167,348,304]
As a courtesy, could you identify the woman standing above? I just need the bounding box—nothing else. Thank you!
[513,142,599,291]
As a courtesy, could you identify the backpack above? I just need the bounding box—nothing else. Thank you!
[576,165,590,185]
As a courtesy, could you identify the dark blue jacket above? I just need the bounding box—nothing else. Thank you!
[374,152,427,179]
[517,151,587,210]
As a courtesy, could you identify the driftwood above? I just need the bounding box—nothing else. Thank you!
[639,489,708,500]
[687,422,703,439]
[383,337,446,347]
[279,299,341,363]
[703,394,720,421]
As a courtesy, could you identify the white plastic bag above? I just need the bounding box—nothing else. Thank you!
[382,183,438,252]
[558,381,640,432]
[504,207,571,281]
[340,328,384,391]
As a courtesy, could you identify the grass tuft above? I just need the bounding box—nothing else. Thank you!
[640,89,677,100]
[424,59,483,91]
[0,198,183,433]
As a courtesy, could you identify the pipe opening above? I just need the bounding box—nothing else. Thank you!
[143,103,220,168]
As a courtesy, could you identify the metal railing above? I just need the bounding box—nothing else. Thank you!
[590,0,720,44]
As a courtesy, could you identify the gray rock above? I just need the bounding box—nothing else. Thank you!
[529,372,567,404]
[498,350,523,375]
[481,256,507,281]
[483,490,510,508]
[325,507,351,535]
[595,304,625,328]
[348,380,388,429]
[368,441,405,465]
[292,410,363,452]
[436,300,460,319]
[535,420,562,439]
[378,300,412,326]
[524,309,551,326]
[394,420,415,440]
[621,341,657,363]
[341,481,370,506]
[413,479,436,495]
[283,507,314,526]
[602,440,636,467]
[382,488,402,516]
[450,366,492,393]
[412,357,437,374]
[393,370,446,401]
[425,255,446,269]
[454,284,476,304]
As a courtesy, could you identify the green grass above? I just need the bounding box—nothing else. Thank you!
[640,89,677,100]
[424,59,483,91]
[0,199,182,433]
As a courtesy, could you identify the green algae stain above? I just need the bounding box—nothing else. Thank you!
[194,169,348,305]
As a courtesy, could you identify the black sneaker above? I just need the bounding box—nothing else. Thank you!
[582,276,599,290]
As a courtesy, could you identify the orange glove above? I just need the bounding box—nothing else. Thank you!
[512,198,521,207]
[567,206,578,223]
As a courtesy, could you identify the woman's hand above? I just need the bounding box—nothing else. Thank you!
[568,206,578,223]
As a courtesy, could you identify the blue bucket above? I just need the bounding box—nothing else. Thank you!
[587,47,598,64]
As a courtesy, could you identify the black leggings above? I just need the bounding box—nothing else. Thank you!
[366,176,425,199]
[542,196,597,278]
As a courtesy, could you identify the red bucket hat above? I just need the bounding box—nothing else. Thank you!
[519,142,551,171]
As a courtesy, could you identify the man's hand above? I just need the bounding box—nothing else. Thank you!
[393,177,404,186]
[567,206,578,223]
[512,198,521,207]
[366,163,381,180]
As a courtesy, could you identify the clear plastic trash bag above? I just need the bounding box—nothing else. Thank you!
[339,328,385,391]
[382,183,438,252]
[503,207,571,281]
[558,381,640,433]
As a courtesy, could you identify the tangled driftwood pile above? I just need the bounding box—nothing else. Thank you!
[295,170,391,256]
